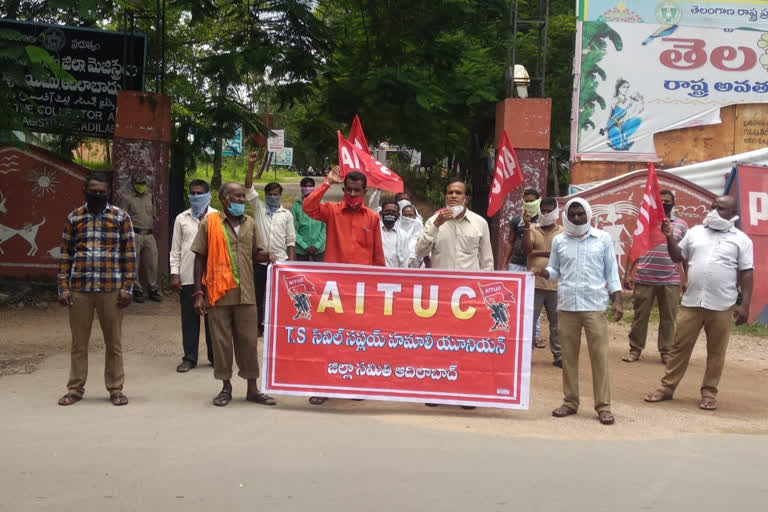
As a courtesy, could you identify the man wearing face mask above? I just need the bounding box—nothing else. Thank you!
[523,197,564,367]
[399,204,428,268]
[118,174,161,303]
[191,182,275,407]
[169,179,216,373]
[244,161,297,337]
[380,199,410,268]
[291,177,326,262]
[622,190,688,364]
[302,166,385,266]
[531,198,623,425]
[57,173,135,407]
[499,189,544,347]
[302,166,385,406]
[645,195,753,411]
[416,178,493,272]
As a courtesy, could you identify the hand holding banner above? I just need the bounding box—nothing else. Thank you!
[629,163,667,263]
[487,130,523,217]
[337,131,404,193]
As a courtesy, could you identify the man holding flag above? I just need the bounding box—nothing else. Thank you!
[623,176,688,364]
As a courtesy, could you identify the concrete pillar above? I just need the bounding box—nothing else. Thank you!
[491,98,552,264]
[112,91,172,276]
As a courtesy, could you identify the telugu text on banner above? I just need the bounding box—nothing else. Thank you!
[262,262,534,409]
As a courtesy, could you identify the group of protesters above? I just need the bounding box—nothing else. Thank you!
[55,157,754,426]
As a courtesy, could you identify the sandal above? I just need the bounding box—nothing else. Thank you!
[644,390,673,403]
[246,392,277,406]
[58,393,82,406]
[699,396,718,410]
[598,410,615,425]
[309,396,327,405]
[534,337,546,349]
[213,389,232,407]
[110,392,128,406]
[622,351,640,362]
[552,405,577,417]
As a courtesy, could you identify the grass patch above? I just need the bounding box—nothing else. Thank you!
[608,297,767,338]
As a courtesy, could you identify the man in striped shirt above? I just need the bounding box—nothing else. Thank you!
[622,190,688,364]
[57,173,136,407]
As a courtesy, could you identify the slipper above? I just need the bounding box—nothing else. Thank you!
[110,392,128,406]
[552,405,577,417]
[213,389,232,407]
[699,396,718,410]
[534,337,546,349]
[57,393,82,406]
[309,396,328,405]
[598,410,615,425]
[246,393,277,406]
[644,390,673,403]
[622,352,640,362]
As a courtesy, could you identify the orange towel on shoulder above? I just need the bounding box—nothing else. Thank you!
[203,213,239,306]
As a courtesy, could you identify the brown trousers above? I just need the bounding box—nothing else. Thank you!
[660,306,732,398]
[67,291,124,397]
[207,303,261,381]
[628,284,680,355]
[559,311,611,413]
[133,233,158,293]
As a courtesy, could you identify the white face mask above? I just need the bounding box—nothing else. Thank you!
[448,204,465,218]
[538,206,559,227]
[398,216,422,236]
[562,211,590,237]
[703,209,738,231]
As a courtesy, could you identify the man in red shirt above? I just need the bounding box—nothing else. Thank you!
[302,166,385,266]
[302,166,385,405]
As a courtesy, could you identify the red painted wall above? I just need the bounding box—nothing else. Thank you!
[0,144,90,278]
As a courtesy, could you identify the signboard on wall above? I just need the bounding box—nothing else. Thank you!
[573,20,768,161]
[1,19,147,138]
[578,1,768,30]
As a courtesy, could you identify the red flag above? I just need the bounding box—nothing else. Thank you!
[487,131,524,217]
[284,275,317,296]
[348,115,371,155]
[629,163,667,263]
[337,131,404,193]
[478,282,517,303]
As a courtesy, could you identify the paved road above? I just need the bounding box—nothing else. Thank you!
[1,351,767,512]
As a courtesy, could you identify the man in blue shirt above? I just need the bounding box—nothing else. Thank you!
[532,198,623,425]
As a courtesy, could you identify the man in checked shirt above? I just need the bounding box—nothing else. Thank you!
[56,173,136,407]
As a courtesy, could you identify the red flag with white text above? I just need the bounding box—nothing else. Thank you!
[337,131,404,193]
[629,163,667,263]
[487,131,523,217]
[348,115,371,155]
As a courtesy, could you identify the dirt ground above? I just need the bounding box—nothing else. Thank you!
[2,297,766,441]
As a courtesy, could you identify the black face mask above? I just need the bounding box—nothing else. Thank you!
[663,203,673,217]
[382,213,398,224]
[85,192,107,212]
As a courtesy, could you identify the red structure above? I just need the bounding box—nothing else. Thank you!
[0,144,90,278]
[559,170,717,279]
[492,98,552,262]
[112,91,172,275]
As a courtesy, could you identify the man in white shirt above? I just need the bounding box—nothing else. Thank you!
[169,180,217,372]
[415,178,493,271]
[245,173,296,337]
[399,204,427,268]
[379,199,410,268]
[645,195,754,411]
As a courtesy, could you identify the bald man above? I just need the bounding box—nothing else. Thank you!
[645,195,753,411]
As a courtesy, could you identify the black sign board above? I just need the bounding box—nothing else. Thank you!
[1,19,147,138]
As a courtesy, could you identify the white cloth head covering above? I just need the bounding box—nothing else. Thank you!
[562,197,592,237]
